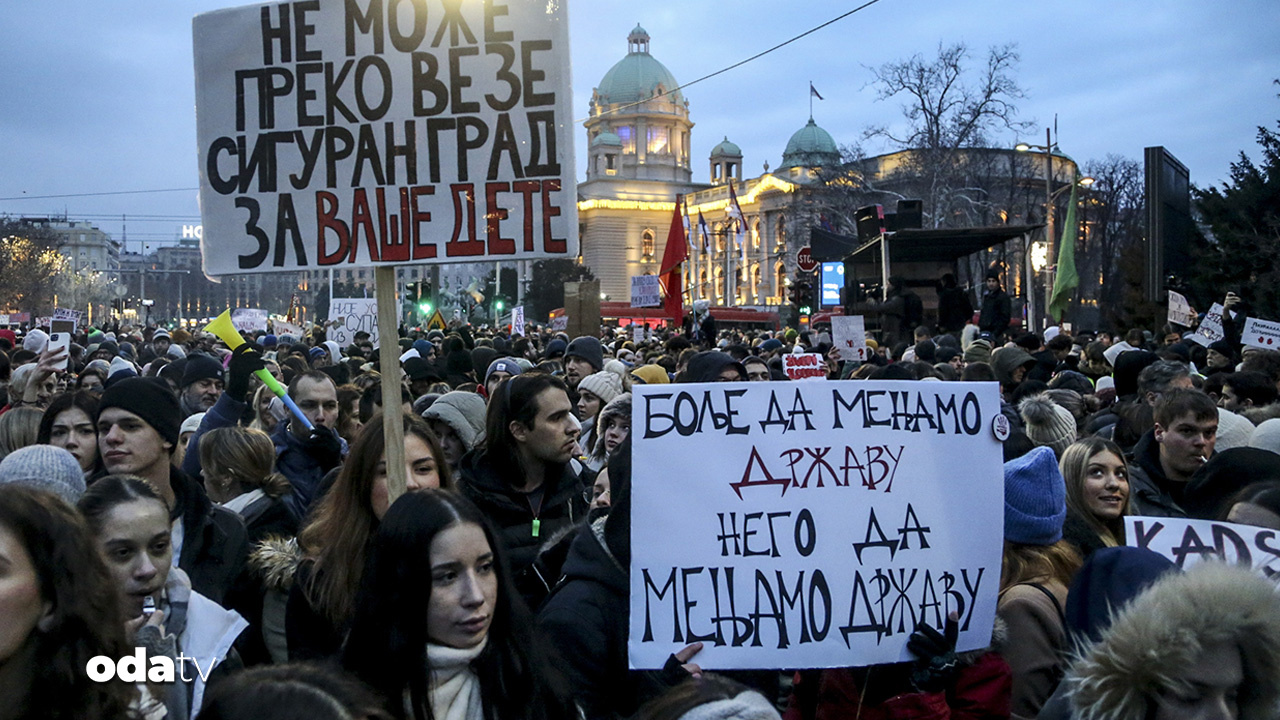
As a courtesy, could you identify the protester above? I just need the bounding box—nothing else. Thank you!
[564,336,605,395]
[587,392,631,471]
[96,376,249,604]
[0,486,139,720]
[287,415,451,661]
[0,444,86,505]
[179,354,225,417]
[0,406,42,459]
[422,390,488,476]
[343,490,578,720]
[998,446,1080,718]
[1059,438,1130,557]
[637,675,779,720]
[1127,388,1219,517]
[1067,562,1280,720]
[978,269,1012,340]
[37,391,100,479]
[576,370,623,467]
[78,475,247,717]
[457,373,588,609]
[197,663,392,720]
[199,426,297,544]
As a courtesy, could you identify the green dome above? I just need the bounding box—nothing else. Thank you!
[595,26,683,106]
[781,119,840,168]
[711,136,741,156]
[591,131,622,147]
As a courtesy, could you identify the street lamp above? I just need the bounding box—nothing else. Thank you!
[1015,129,1094,330]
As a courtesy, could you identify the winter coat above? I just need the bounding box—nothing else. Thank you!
[937,286,974,334]
[271,418,347,521]
[979,288,1012,337]
[1124,430,1187,517]
[247,536,304,665]
[1066,562,1280,720]
[167,465,250,606]
[997,579,1068,720]
[457,448,588,609]
[538,519,694,720]
[992,347,1036,388]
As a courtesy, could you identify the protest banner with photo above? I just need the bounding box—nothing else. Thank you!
[193,0,577,276]
[783,352,827,381]
[53,308,84,329]
[231,307,270,334]
[631,275,662,308]
[549,314,568,331]
[511,305,525,337]
[271,316,303,336]
[831,315,868,362]
[1166,290,1196,328]
[1187,302,1226,348]
[328,297,379,347]
[1242,317,1280,350]
[629,381,1006,669]
[1126,516,1280,580]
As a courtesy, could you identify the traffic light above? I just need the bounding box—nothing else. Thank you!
[789,274,813,311]
[419,299,433,315]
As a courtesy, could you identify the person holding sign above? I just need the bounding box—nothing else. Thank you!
[342,490,576,720]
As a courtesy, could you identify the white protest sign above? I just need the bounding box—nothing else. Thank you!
[1127,516,1280,580]
[631,275,662,308]
[231,307,269,334]
[550,315,568,331]
[0,315,8,326]
[53,308,83,329]
[629,381,1005,669]
[633,325,645,344]
[783,352,826,381]
[328,297,379,348]
[1242,317,1280,351]
[1166,290,1196,328]
[1188,302,1226,348]
[512,306,525,337]
[272,317,303,337]
[831,316,868,362]
[194,0,577,276]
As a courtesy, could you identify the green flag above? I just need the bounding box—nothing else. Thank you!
[1048,179,1079,322]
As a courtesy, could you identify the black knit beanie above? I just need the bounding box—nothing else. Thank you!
[97,377,181,447]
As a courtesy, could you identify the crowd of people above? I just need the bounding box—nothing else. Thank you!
[1,290,1280,720]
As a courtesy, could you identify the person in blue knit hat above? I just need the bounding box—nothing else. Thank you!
[996,445,1081,719]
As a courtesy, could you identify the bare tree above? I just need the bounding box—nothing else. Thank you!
[863,42,1033,228]
[0,217,67,315]
[1079,155,1147,328]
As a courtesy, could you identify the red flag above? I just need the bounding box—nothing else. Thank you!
[659,195,689,322]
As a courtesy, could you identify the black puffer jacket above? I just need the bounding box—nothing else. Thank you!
[457,448,587,609]
[169,466,250,606]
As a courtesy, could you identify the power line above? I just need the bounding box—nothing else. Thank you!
[576,1,884,123]
[0,188,199,201]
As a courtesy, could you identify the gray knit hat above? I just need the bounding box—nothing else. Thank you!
[422,391,487,451]
[1019,394,1078,459]
[0,445,86,504]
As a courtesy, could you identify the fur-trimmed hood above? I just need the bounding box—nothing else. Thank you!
[1243,401,1280,427]
[591,392,631,460]
[1068,562,1280,720]
[249,536,303,593]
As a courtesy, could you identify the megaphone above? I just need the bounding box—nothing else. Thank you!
[203,309,314,431]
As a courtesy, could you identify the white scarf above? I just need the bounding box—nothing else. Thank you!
[416,639,487,720]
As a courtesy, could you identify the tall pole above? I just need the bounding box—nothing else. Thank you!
[1043,127,1054,333]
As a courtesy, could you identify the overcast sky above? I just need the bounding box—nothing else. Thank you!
[1,0,1276,249]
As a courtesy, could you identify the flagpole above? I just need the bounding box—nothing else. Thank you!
[809,80,813,120]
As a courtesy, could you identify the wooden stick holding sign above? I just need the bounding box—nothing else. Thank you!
[376,267,408,502]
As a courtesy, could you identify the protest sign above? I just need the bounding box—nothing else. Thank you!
[193,0,577,276]
[0,315,8,326]
[1127,516,1280,580]
[549,314,568,331]
[633,325,645,344]
[53,308,84,329]
[231,308,270,334]
[629,380,1005,669]
[631,275,662,308]
[783,352,827,381]
[271,317,303,336]
[511,305,525,336]
[830,316,868,362]
[1242,317,1280,350]
[1166,290,1196,328]
[1187,302,1226,348]
[328,297,379,347]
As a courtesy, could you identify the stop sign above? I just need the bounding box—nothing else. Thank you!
[796,246,818,272]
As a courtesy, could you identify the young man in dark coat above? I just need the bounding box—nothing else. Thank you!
[96,376,248,604]
[457,373,588,609]
[1127,388,1218,517]
[978,270,1013,340]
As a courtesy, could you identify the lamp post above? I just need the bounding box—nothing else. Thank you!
[1015,129,1094,330]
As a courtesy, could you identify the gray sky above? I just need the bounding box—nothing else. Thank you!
[1,0,1276,249]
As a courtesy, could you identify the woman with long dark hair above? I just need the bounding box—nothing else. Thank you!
[286,414,452,661]
[38,391,101,480]
[0,485,138,720]
[343,489,575,720]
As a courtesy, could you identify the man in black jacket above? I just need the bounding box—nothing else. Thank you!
[978,270,1013,341]
[457,373,588,608]
[96,376,248,604]
[1127,388,1218,517]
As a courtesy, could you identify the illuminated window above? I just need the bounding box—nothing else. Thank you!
[641,230,655,262]
[753,219,762,250]
[648,126,669,155]
[713,267,724,300]
[775,262,786,297]
[752,264,761,296]
[716,224,726,253]
[700,269,709,300]
[775,215,787,250]
[617,126,635,153]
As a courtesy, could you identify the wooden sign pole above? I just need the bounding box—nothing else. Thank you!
[375,266,407,502]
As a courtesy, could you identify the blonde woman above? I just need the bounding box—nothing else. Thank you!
[199,426,297,543]
[1060,437,1130,558]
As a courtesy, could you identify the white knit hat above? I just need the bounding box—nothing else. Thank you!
[1215,407,1255,452]
[0,445,86,504]
[1249,417,1280,457]
[577,370,623,407]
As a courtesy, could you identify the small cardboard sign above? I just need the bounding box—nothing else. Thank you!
[631,275,662,308]
[1188,303,1226,348]
[512,306,526,337]
[783,352,827,381]
[1242,317,1280,350]
[1167,290,1196,328]
[831,315,869,362]
[231,308,269,334]
[550,315,568,332]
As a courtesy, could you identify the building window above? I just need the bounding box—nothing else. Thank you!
[715,224,726,254]
[752,264,761,297]
[775,215,787,251]
[617,126,635,153]
[648,126,669,155]
[753,219,762,250]
[641,230,655,262]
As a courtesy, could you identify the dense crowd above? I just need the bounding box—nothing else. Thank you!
[1,291,1279,720]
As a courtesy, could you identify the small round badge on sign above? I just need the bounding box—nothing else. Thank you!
[992,413,1011,442]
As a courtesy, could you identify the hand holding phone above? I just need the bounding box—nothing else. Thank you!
[42,336,71,373]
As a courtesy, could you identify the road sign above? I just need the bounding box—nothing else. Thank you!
[427,310,448,331]
[797,246,818,273]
